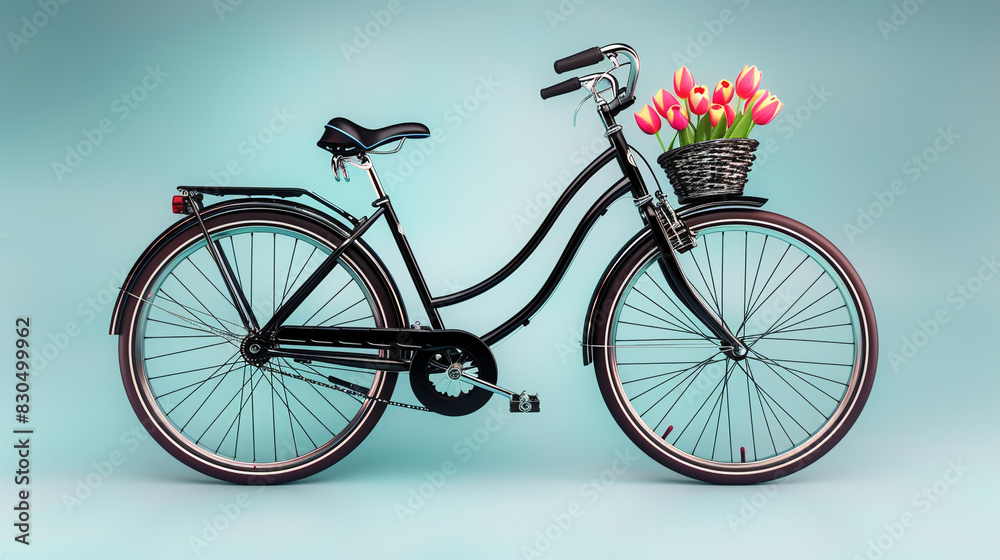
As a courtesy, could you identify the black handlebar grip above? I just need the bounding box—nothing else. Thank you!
[553,47,604,74]
[540,78,582,100]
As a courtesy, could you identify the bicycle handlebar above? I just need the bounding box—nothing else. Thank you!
[539,44,640,114]
[553,47,604,74]
[540,77,582,100]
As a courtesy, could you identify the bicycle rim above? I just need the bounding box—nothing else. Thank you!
[603,213,874,479]
[124,218,391,478]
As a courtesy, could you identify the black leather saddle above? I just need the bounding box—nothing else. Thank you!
[317,117,430,155]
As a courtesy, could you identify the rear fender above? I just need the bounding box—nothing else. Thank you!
[109,197,405,335]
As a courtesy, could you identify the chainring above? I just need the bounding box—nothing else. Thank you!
[409,347,497,416]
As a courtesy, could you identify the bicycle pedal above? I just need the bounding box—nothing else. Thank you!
[510,391,540,413]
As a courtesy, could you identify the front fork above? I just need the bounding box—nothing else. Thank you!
[604,120,747,359]
[641,196,748,359]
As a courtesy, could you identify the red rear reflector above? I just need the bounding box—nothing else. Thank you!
[172,195,187,214]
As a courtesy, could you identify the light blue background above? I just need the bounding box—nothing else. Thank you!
[1,0,998,558]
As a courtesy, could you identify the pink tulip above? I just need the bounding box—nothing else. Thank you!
[724,104,736,127]
[634,105,662,135]
[751,95,783,125]
[743,89,769,112]
[687,85,710,115]
[735,65,762,99]
[653,89,681,119]
[708,104,726,127]
[713,79,734,104]
[665,104,689,130]
[673,66,695,99]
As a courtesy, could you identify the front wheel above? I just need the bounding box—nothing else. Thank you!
[593,210,877,484]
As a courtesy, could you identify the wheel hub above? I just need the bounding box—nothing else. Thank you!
[240,333,271,366]
[725,341,749,361]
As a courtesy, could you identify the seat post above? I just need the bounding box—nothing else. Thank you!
[360,154,445,329]
[361,154,389,201]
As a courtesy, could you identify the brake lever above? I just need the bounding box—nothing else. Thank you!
[573,84,618,126]
[572,93,590,126]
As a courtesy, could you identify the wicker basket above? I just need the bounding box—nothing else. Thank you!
[656,138,759,204]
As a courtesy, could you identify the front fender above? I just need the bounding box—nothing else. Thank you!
[108,197,401,335]
[580,195,766,365]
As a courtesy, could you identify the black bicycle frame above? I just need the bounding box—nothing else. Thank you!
[184,102,745,357]
[244,146,630,346]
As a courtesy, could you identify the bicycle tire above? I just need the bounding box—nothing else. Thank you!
[593,210,877,484]
[118,207,405,484]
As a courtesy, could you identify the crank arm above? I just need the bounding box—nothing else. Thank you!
[457,372,516,399]
[457,373,540,413]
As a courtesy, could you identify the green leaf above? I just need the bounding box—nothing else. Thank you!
[678,127,694,146]
[694,115,712,143]
[725,111,754,138]
[710,119,727,140]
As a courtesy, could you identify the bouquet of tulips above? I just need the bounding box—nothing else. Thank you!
[634,65,783,151]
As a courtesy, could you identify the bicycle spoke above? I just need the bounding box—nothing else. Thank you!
[303,277,353,324]
[645,273,713,338]
[632,287,712,340]
[608,219,868,471]
[624,301,708,339]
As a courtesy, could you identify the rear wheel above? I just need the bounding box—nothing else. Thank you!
[119,208,404,484]
[593,210,877,484]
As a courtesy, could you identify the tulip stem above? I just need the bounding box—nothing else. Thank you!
[655,132,666,152]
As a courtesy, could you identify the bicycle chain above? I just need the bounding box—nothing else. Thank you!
[262,363,431,412]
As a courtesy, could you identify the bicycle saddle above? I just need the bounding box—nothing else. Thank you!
[318,117,430,155]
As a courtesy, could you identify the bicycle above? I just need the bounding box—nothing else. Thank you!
[109,43,877,485]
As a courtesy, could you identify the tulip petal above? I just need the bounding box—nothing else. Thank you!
[735,65,762,99]
[674,66,695,99]
[634,105,661,135]
[653,89,681,119]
